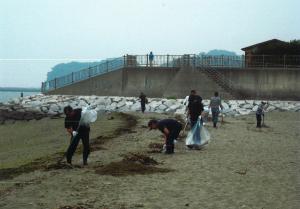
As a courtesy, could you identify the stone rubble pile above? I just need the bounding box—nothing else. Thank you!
[1,94,299,123]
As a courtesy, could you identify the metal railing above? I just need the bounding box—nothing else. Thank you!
[41,54,300,92]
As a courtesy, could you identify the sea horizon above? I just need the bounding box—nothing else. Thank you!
[0,90,40,103]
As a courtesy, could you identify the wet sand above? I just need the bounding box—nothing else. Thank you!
[0,111,299,209]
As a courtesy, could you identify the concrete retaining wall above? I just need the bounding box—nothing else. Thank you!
[47,67,300,100]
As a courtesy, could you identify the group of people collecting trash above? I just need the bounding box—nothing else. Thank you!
[63,90,268,165]
[148,90,221,154]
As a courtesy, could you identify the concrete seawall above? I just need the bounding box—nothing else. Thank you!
[47,67,300,100]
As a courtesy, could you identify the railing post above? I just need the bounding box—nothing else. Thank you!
[54,78,57,89]
[146,54,149,67]
[41,82,44,93]
[123,55,126,67]
[167,54,169,67]
[88,67,91,77]
[262,54,265,68]
[283,55,286,68]
[106,60,109,72]
[72,72,74,83]
[221,55,224,67]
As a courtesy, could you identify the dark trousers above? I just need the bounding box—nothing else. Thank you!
[141,102,146,113]
[190,114,201,129]
[66,130,90,164]
[166,126,182,154]
[256,114,262,128]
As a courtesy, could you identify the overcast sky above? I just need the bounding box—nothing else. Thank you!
[0,0,299,88]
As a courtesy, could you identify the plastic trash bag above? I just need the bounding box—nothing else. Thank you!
[80,106,98,125]
[186,118,210,146]
[200,125,210,143]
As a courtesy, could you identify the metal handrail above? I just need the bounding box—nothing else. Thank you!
[41,54,300,93]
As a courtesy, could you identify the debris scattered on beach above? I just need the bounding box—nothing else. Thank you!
[122,152,159,165]
[57,206,88,209]
[148,143,164,153]
[95,161,171,176]
[95,152,170,176]
[235,168,248,175]
[45,162,81,170]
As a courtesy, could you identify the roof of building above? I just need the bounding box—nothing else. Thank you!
[241,39,288,51]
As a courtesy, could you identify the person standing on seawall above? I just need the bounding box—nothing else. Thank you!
[149,51,154,67]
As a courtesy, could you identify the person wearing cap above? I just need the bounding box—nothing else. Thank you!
[148,119,183,154]
[256,101,267,128]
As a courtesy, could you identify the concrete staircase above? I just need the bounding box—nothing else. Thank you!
[200,67,246,99]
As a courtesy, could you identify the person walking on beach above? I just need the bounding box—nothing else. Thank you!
[149,51,154,67]
[64,106,90,165]
[139,92,147,113]
[256,101,266,128]
[187,90,203,128]
[148,119,182,154]
[186,90,204,149]
[209,92,223,128]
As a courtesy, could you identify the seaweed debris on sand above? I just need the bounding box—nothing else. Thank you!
[95,152,171,176]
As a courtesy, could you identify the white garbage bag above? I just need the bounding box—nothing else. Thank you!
[186,118,210,147]
[80,106,98,125]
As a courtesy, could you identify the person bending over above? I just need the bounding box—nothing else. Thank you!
[64,106,90,165]
[148,119,182,154]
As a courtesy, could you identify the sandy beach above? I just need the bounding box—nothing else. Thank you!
[0,111,299,209]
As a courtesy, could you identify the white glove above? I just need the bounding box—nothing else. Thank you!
[72,131,78,137]
[162,144,166,153]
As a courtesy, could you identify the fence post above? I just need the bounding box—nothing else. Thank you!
[146,54,149,67]
[167,54,169,67]
[71,72,74,83]
[88,67,91,78]
[283,55,286,68]
[106,60,109,72]
[54,78,57,89]
[41,82,44,93]
[123,55,126,67]
[262,55,265,68]
[221,55,224,67]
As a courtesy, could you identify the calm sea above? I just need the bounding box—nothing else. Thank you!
[0,91,40,103]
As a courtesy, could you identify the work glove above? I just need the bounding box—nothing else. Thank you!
[72,131,78,137]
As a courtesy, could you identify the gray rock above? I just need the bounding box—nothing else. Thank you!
[222,102,229,110]
[158,104,167,111]
[41,106,49,113]
[49,104,60,112]
[252,105,258,112]
[164,99,177,107]
[202,100,210,106]
[130,102,141,111]
[169,104,182,111]
[242,104,253,109]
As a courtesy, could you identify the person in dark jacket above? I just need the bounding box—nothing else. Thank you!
[139,92,147,113]
[256,101,266,128]
[148,119,182,154]
[64,106,90,165]
[187,90,204,128]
